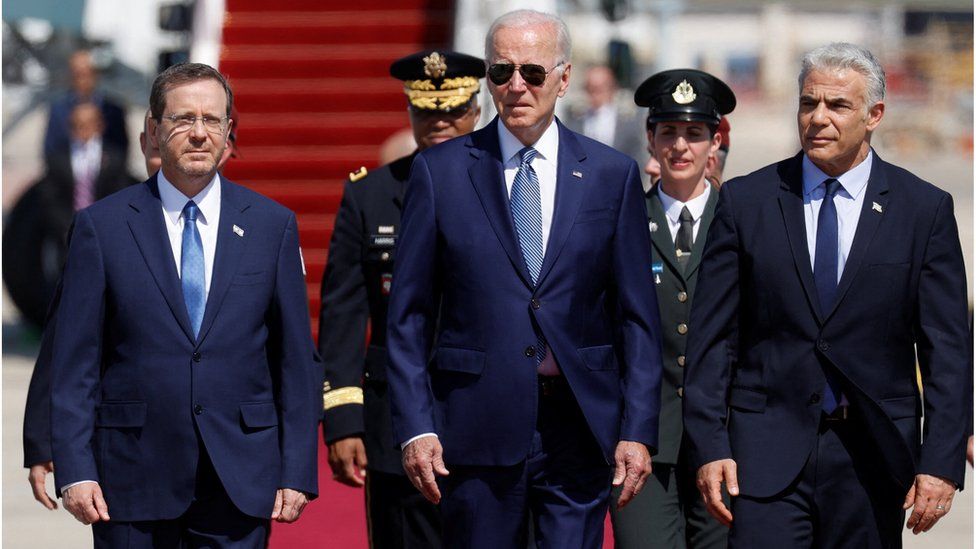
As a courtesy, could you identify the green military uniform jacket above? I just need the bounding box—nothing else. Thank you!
[645,184,719,465]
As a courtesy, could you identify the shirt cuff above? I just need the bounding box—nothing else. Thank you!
[400,433,438,450]
[61,480,98,493]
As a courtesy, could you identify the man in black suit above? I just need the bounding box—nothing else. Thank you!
[683,42,970,547]
[318,50,484,548]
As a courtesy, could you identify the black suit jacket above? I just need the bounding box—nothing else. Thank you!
[684,151,970,497]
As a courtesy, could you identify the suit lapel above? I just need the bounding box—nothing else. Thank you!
[646,188,681,275]
[466,121,534,288]
[126,176,196,342]
[683,186,719,278]
[777,153,825,321]
[823,152,890,322]
[195,177,249,345]
[535,123,586,287]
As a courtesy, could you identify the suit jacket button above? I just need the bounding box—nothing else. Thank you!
[193,405,203,415]
[530,299,540,310]
[192,352,202,362]
[677,291,688,303]
[524,346,536,358]
[809,393,821,405]
[677,323,688,335]
[677,355,686,367]
[817,339,829,352]
[677,386,684,398]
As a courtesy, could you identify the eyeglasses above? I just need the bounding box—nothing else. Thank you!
[487,62,564,87]
[161,114,229,134]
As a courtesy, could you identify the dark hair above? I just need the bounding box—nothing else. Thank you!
[149,63,233,121]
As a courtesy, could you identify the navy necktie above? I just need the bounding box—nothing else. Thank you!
[509,147,548,367]
[814,178,843,412]
[181,201,206,337]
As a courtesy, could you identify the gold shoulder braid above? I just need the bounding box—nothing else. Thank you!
[323,386,364,410]
[349,166,368,182]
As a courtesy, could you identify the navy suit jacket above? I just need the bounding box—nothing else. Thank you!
[50,175,320,521]
[387,118,664,466]
[684,151,970,498]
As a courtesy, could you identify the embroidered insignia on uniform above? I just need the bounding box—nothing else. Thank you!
[649,221,658,233]
[349,166,368,182]
[381,273,393,295]
[378,225,395,234]
[233,225,244,237]
[423,52,447,78]
[672,80,697,105]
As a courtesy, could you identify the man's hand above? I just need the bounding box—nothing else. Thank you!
[967,435,973,467]
[612,440,652,509]
[28,461,58,510]
[271,488,309,523]
[328,437,368,487]
[904,473,956,534]
[63,482,110,525]
[696,459,739,527]
[401,435,449,504]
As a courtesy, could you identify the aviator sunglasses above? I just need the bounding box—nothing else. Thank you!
[487,62,565,86]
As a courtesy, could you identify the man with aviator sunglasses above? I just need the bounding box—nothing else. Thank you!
[387,9,663,548]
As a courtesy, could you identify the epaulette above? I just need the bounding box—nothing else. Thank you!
[349,166,368,182]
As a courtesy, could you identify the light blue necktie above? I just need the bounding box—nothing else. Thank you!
[509,147,547,366]
[181,201,205,337]
[814,178,843,412]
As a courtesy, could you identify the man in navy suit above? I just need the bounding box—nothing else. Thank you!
[49,63,320,547]
[387,9,663,548]
[683,43,970,548]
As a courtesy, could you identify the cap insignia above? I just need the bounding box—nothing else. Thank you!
[423,52,447,78]
[672,80,697,105]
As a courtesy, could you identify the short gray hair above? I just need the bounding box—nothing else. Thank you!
[799,43,885,106]
[485,9,572,65]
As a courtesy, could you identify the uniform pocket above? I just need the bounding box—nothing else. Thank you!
[432,346,486,375]
[95,401,147,428]
[577,345,618,371]
[728,386,767,412]
[240,402,279,428]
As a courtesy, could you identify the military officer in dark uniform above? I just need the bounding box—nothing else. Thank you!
[609,69,735,549]
[318,50,485,548]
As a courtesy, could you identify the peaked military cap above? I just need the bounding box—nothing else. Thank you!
[635,69,736,125]
[390,50,486,111]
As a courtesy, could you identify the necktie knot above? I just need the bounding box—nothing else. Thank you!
[679,206,694,223]
[183,201,199,223]
[518,146,538,167]
[823,178,841,199]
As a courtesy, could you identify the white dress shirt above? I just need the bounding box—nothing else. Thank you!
[657,181,712,245]
[62,172,222,492]
[802,151,872,282]
[70,136,102,208]
[157,170,222,297]
[498,119,560,254]
[581,104,617,147]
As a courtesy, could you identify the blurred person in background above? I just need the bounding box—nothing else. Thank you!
[704,117,731,188]
[24,102,241,511]
[319,49,484,549]
[564,64,646,167]
[684,42,969,547]
[44,49,129,158]
[609,69,734,549]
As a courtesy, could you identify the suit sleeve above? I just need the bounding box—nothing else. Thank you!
[50,210,105,491]
[683,181,740,469]
[318,181,368,443]
[271,213,321,497]
[614,160,664,451]
[23,280,62,467]
[914,192,970,488]
[386,154,439,445]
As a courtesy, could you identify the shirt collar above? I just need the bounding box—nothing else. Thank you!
[157,170,221,227]
[657,181,712,225]
[498,117,560,168]
[802,149,873,200]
